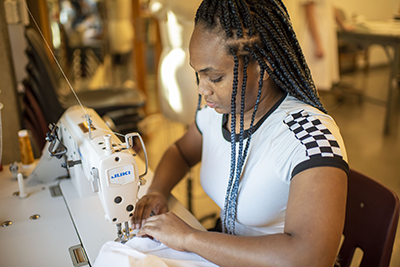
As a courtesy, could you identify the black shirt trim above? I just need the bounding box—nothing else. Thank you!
[291,157,350,179]
[222,93,287,142]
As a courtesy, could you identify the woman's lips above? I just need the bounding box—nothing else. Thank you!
[206,101,216,108]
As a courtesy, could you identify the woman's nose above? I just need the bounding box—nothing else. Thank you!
[197,80,213,96]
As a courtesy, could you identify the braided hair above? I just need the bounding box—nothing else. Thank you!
[194,0,326,234]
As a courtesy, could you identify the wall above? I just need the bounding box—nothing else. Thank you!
[334,0,399,66]
[0,0,23,165]
[284,0,400,66]
[334,0,399,21]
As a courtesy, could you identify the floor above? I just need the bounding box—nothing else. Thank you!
[320,66,400,267]
[139,65,400,266]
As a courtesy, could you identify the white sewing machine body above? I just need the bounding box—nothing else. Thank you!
[59,105,143,225]
[30,105,145,228]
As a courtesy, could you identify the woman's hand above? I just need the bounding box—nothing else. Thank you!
[315,42,325,58]
[137,212,200,252]
[131,123,203,230]
[131,192,169,229]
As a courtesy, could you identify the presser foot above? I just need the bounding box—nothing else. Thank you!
[115,222,135,244]
[115,232,135,244]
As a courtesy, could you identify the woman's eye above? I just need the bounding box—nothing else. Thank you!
[210,76,223,83]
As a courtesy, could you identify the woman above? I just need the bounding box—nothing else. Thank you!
[286,0,340,91]
[132,0,348,266]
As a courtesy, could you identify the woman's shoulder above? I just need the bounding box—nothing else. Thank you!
[277,95,335,123]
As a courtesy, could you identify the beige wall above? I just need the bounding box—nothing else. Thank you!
[0,0,23,165]
[284,0,400,66]
[335,0,399,66]
[333,0,399,21]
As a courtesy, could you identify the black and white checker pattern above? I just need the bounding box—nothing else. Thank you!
[283,110,343,159]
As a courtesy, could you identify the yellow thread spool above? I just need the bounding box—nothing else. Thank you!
[18,130,34,166]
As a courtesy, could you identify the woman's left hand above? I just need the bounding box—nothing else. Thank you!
[136,212,199,252]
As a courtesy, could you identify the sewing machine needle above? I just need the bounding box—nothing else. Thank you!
[124,221,130,239]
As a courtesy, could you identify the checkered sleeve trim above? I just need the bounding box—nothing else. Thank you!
[284,110,349,177]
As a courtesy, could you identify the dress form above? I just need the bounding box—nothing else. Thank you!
[150,0,202,124]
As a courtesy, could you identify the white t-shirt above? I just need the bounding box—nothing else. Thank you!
[196,94,348,236]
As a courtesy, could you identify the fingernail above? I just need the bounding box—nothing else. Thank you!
[136,223,140,229]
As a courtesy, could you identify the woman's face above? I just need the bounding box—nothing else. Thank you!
[189,26,263,115]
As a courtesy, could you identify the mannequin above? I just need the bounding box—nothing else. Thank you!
[285,0,339,91]
[149,0,202,124]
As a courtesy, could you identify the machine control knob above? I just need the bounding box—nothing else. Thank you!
[90,167,100,193]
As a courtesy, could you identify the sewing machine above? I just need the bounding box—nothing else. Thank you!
[0,106,204,266]
[29,105,148,242]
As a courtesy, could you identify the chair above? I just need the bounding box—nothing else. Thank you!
[23,28,146,135]
[338,169,400,267]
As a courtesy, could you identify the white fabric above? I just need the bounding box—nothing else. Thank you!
[285,0,339,91]
[94,237,218,267]
[197,95,348,236]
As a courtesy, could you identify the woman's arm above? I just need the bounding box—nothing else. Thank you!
[304,2,324,58]
[334,7,355,32]
[132,122,203,227]
[138,166,347,267]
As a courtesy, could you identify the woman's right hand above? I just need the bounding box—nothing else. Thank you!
[131,191,169,229]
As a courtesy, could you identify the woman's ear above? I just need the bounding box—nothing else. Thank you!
[262,59,274,82]
[263,68,270,81]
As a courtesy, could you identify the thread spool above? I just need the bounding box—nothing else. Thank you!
[18,130,34,167]
[17,173,28,198]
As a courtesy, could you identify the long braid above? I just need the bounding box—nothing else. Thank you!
[227,0,242,37]
[195,73,203,113]
[195,0,327,234]
[222,48,240,234]
[226,54,249,234]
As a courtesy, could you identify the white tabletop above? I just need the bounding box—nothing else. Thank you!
[60,167,205,265]
[0,161,204,266]
[0,165,83,267]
